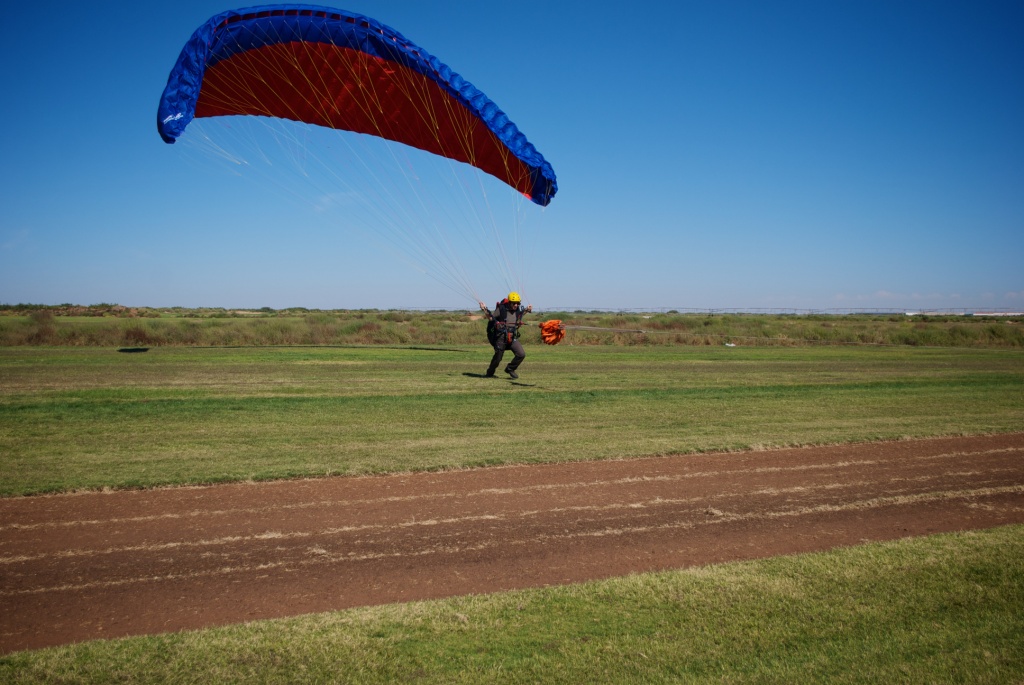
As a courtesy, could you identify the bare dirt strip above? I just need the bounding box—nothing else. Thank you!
[2,433,1023,654]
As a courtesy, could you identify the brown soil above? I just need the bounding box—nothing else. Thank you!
[2,433,1023,654]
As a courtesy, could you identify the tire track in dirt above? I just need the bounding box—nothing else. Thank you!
[1,434,1022,653]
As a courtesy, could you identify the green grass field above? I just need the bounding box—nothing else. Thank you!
[1,342,1022,681]
[2,345,1022,495]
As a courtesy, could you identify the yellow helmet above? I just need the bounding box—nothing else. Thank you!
[507,291,521,303]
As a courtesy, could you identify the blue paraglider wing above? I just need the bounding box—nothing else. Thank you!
[157,5,557,205]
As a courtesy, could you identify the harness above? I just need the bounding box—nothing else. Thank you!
[486,299,524,346]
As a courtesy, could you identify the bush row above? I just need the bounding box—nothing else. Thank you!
[1,308,1021,348]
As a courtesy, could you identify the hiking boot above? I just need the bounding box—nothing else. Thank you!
[504,366,519,379]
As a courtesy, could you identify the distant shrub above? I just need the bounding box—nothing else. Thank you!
[29,310,54,325]
[122,326,144,345]
[27,310,58,345]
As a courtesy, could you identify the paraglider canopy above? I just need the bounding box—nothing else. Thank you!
[157,4,557,206]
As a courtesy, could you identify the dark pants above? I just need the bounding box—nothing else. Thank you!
[487,337,525,375]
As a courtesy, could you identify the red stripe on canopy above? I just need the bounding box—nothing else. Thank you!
[195,41,536,199]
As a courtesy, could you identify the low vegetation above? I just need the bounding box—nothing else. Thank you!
[1,304,1022,348]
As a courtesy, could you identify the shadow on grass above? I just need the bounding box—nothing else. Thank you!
[462,372,537,387]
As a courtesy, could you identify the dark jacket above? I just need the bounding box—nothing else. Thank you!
[486,300,524,346]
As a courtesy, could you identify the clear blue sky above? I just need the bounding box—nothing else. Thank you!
[2,0,1022,311]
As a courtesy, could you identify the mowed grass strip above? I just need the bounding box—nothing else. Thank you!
[1,346,1022,495]
[3,525,1021,683]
